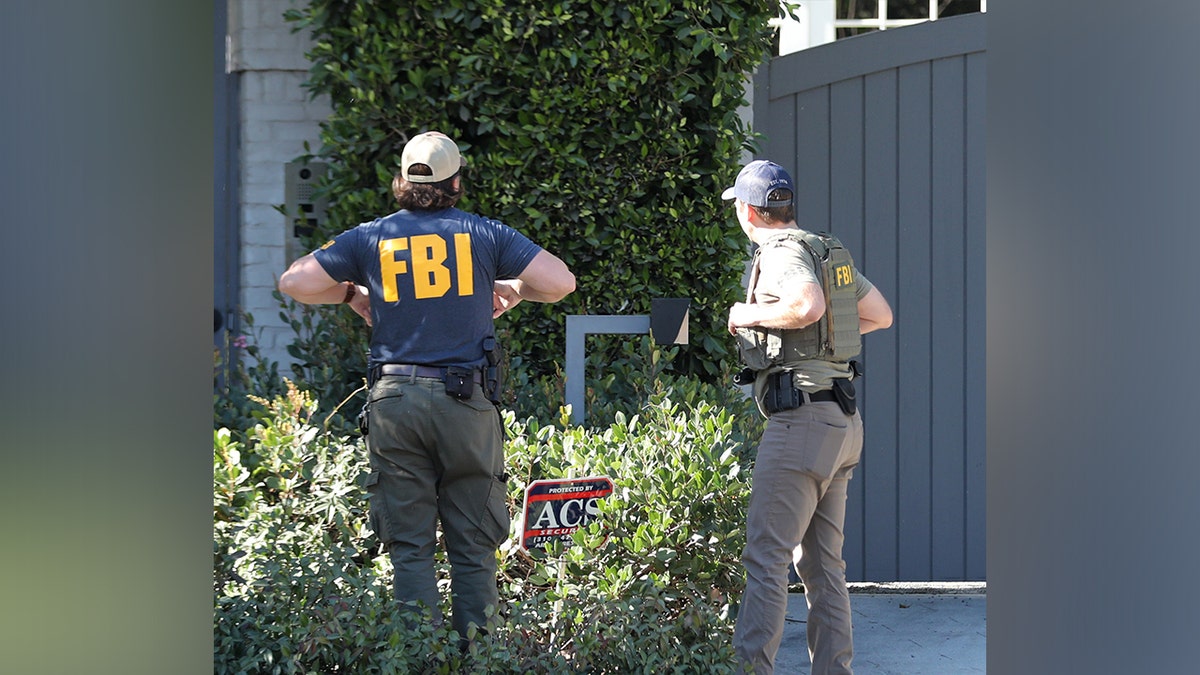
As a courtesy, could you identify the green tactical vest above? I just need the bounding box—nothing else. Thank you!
[736,230,862,371]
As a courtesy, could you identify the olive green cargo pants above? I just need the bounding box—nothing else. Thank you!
[364,373,509,639]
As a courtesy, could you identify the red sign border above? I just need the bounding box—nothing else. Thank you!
[519,476,614,552]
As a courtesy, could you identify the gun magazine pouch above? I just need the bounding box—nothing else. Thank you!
[763,371,802,414]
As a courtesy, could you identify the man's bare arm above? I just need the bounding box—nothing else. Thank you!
[497,250,576,305]
[727,281,825,334]
[857,286,893,334]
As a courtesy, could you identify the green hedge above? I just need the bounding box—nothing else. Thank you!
[215,375,764,673]
[280,0,783,411]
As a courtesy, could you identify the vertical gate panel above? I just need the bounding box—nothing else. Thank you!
[930,55,968,580]
[964,51,988,581]
[895,60,935,580]
[828,77,867,576]
[794,87,831,228]
[829,78,867,251]
[861,69,901,581]
[764,88,796,178]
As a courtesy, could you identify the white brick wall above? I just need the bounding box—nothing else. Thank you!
[229,0,330,368]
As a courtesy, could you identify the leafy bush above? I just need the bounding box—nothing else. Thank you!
[215,366,764,672]
[278,0,785,411]
[214,311,296,442]
[215,296,370,444]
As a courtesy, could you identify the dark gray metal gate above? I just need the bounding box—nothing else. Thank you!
[214,0,240,378]
[753,14,985,581]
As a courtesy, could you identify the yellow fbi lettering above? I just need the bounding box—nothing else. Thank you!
[833,263,854,288]
[378,233,475,301]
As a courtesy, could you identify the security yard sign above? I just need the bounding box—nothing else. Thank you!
[520,476,613,551]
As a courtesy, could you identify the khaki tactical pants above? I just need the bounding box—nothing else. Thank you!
[734,399,864,675]
[364,373,509,639]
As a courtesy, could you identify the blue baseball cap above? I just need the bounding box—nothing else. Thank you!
[721,160,795,208]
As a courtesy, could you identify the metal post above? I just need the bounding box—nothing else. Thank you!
[564,315,651,426]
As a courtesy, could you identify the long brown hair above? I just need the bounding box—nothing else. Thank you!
[392,163,462,211]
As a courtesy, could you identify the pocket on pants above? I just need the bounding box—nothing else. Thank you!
[472,477,511,547]
[797,419,850,482]
[364,470,394,545]
[452,391,497,413]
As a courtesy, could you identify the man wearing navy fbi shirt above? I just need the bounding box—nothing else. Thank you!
[279,131,575,642]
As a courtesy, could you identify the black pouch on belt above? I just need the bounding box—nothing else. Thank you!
[443,366,475,400]
[764,370,801,414]
[831,377,857,416]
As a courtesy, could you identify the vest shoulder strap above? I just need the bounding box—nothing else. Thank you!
[762,229,847,265]
[799,230,841,261]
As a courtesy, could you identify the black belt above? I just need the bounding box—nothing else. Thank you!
[762,370,848,415]
[801,389,838,403]
[375,363,482,385]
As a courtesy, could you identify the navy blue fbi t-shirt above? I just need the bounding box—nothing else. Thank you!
[313,207,542,370]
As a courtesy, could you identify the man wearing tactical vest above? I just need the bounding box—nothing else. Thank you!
[278,131,575,645]
[724,160,893,675]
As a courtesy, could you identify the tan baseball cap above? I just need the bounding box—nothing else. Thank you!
[400,131,463,183]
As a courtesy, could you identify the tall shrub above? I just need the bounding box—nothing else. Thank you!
[282,0,782,409]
